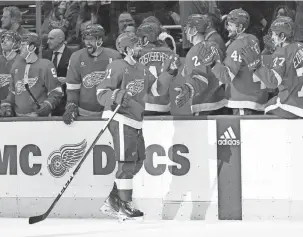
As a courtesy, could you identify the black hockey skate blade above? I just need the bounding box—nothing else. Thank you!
[118,216,144,223]
[29,214,46,224]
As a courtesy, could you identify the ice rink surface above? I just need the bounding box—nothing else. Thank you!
[2,218,303,237]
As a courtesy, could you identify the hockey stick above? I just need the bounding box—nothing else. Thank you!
[29,105,121,224]
[24,84,40,109]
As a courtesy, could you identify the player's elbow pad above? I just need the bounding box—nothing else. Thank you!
[255,68,279,89]
[211,62,232,84]
[96,89,113,107]
[190,74,209,95]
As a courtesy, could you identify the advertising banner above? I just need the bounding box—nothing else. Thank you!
[241,120,303,220]
[0,119,218,219]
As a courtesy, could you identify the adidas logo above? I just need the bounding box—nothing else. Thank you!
[218,126,240,146]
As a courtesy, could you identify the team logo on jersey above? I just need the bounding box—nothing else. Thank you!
[83,71,106,88]
[15,77,38,95]
[47,140,87,178]
[14,69,18,74]
[218,126,240,146]
[0,74,11,88]
[126,79,145,96]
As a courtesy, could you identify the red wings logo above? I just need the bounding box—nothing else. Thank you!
[83,71,106,88]
[15,77,38,95]
[47,140,87,178]
[0,74,11,88]
[126,79,145,96]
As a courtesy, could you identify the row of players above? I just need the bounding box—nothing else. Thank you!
[0,8,302,221]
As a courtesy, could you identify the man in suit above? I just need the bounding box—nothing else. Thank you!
[43,29,73,116]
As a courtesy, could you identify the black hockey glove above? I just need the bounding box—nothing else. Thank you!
[240,45,261,71]
[63,102,78,125]
[36,101,52,117]
[111,89,131,108]
[263,33,276,54]
[174,83,194,108]
[0,102,14,117]
[163,54,181,76]
[199,44,221,67]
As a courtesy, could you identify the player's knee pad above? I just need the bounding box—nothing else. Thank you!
[116,161,136,179]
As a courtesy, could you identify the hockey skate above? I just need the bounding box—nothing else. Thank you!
[100,194,120,218]
[118,200,144,222]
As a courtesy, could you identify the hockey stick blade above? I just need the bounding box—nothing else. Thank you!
[28,105,121,224]
[24,84,40,109]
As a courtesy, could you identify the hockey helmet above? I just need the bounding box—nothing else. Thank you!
[184,14,210,35]
[270,16,294,38]
[226,8,250,29]
[116,32,139,54]
[137,22,161,43]
[82,24,105,39]
[20,32,41,48]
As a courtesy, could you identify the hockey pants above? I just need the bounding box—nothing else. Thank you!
[108,120,146,202]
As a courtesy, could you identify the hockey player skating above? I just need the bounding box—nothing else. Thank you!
[137,22,176,115]
[96,32,180,221]
[0,30,22,100]
[0,32,63,117]
[204,8,269,115]
[63,24,121,125]
[240,17,303,118]
[175,14,226,115]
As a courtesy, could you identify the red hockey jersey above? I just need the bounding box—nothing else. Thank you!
[138,44,174,112]
[3,58,62,116]
[254,42,303,117]
[96,59,174,129]
[0,54,22,100]
[66,48,121,116]
[212,33,269,111]
[183,41,226,113]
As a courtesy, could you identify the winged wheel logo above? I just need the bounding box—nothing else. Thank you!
[47,140,87,178]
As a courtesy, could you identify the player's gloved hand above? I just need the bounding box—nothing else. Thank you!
[0,102,13,117]
[63,102,78,125]
[36,101,52,117]
[263,33,276,53]
[163,54,181,76]
[198,44,221,67]
[240,45,261,71]
[174,83,194,108]
[112,89,131,108]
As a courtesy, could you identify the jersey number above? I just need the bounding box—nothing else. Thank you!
[273,57,285,67]
[231,50,242,62]
[192,56,201,67]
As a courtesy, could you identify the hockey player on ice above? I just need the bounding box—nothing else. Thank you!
[240,17,303,119]
[0,30,22,101]
[63,24,121,125]
[175,14,226,115]
[96,32,181,221]
[0,32,63,117]
[137,22,176,116]
[203,8,269,115]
